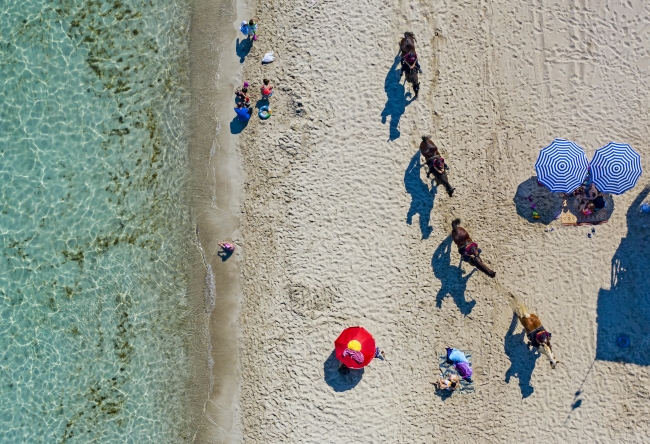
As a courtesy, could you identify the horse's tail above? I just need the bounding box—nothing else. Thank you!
[451,218,461,232]
[508,292,530,319]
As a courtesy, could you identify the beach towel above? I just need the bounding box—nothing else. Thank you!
[439,350,475,394]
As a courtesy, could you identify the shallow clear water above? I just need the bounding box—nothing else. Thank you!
[0,0,193,442]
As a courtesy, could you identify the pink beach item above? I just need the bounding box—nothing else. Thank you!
[219,242,235,252]
[342,348,364,365]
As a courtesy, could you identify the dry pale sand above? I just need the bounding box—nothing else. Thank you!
[233,0,650,442]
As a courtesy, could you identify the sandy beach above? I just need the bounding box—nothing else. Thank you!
[231,0,650,442]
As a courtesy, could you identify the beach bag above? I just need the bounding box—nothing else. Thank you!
[240,21,249,35]
[262,51,275,64]
[447,348,468,363]
[454,361,473,379]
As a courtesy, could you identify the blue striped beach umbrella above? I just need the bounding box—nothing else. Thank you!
[590,142,642,195]
[535,139,589,193]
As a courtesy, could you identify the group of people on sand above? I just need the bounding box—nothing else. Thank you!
[572,181,606,216]
[233,18,275,123]
[225,28,560,394]
[234,79,275,122]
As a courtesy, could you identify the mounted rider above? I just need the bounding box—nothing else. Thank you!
[426,155,454,197]
[526,327,552,350]
[458,241,481,262]
[401,50,422,76]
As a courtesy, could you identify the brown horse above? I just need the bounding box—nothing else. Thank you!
[420,136,454,196]
[419,136,440,161]
[450,219,496,278]
[399,32,416,56]
[510,294,559,369]
[404,65,420,99]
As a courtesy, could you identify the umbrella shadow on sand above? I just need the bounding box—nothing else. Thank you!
[596,186,650,365]
[405,152,437,239]
[431,236,476,316]
[513,176,563,225]
[323,350,364,392]
[504,313,537,398]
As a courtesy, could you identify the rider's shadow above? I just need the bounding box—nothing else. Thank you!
[504,313,537,398]
[381,55,415,141]
[431,236,476,316]
[405,152,436,239]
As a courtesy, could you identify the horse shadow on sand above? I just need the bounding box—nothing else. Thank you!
[381,55,415,141]
[513,176,563,225]
[431,236,476,316]
[504,313,537,398]
[323,350,364,392]
[596,186,650,365]
[236,38,253,63]
[405,152,436,239]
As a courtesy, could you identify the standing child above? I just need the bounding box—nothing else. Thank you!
[248,18,259,41]
[260,78,274,99]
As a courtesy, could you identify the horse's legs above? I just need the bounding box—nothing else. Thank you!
[470,256,496,278]
[433,171,454,196]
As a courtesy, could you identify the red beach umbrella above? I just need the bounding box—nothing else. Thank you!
[334,326,376,369]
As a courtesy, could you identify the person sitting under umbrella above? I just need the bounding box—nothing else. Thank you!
[580,200,596,216]
[585,183,599,200]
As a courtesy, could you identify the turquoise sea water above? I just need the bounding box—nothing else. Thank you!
[0,0,194,442]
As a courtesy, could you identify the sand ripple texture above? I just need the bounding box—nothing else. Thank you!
[0,1,195,442]
[237,0,650,442]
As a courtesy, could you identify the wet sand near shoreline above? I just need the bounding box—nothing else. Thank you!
[187,0,248,441]
[235,0,650,442]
